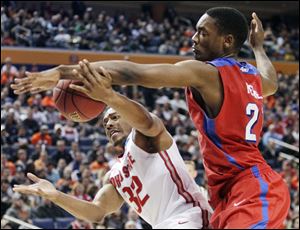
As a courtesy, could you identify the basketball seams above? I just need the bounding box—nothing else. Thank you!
[53,83,64,104]
[53,79,106,122]
[54,87,101,102]
[71,93,90,120]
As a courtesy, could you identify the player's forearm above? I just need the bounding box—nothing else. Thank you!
[51,191,105,223]
[105,92,161,136]
[57,61,184,88]
[252,46,278,93]
[57,61,142,85]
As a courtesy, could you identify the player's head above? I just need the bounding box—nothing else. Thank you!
[192,7,248,61]
[103,108,132,146]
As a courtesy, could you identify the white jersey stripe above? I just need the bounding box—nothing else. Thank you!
[164,150,198,205]
[160,150,210,229]
[158,150,190,203]
[160,150,196,205]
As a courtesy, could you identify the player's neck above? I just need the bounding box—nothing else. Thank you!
[221,53,237,59]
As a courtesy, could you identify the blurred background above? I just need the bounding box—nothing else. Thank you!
[1,1,299,229]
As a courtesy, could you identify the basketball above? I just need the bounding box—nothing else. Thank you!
[53,79,106,122]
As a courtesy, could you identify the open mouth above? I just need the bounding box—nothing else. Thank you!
[110,130,120,138]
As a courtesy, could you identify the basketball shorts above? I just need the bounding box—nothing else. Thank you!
[210,164,290,229]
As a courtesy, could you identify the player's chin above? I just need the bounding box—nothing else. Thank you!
[111,134,126,147]
[193,52,204,61]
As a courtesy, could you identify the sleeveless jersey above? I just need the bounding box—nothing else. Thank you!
[185,57,267,208]
[109,132,212,229]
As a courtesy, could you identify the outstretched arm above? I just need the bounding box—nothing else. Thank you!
[11,59,218,94]
[71,62,167,137]
[13,173,124,223]
[249,12,278,97]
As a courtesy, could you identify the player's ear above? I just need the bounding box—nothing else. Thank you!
[223,34,234,50]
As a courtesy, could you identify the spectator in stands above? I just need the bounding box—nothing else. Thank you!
[4,193,31,228]
[179,40,193,56]
[22,108,39,135]
[1,153,16,176]
[125,220,138,229]
[10,165,27,187]
[15,148,27,171]
[51,140,73,166]
[31,124,52,145]
[262,124,283,148]
[71,182,91,201]
[185,160,209,201]
[69,151,85,172]
[173,126,189,144]
[68,218,93,229]
[1,57,18,85]
[126,207,143,229]
[1,3,298,61]
[46,90,58,108]
[105,209,126,229]
[13,125,30,146]
[31,197,68,219]
[89,152,109,175]
[56,167,74,193]
[87,139,101,163]
[69,141,80,159]
[45,161,60,184]
[61,120,79,144]
[103,142,119,168]
[52,123,64,146]
[169,91,188,112]
[56,158,67,178]
[4,110,18,140]
[34,150,48,172]
[1,179,13,217]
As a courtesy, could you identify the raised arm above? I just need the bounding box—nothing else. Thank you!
[249,12,278,97]
[11,58,218,95]
[13,173,124,223]
[71,62,167,137]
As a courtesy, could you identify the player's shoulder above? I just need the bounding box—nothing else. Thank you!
[209,58,260,74]
[175,60,219,85]
[175,59,214,70]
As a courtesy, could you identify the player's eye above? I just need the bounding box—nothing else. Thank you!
[111,115,119,120]
[200,31,208,37]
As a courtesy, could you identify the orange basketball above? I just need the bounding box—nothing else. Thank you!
[53,80,106,122]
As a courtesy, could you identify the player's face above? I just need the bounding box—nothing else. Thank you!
[103,108,132,146]
[192,14,225,61]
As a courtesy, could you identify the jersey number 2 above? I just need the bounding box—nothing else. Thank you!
[245,103,259,142]
[122,176,149,213]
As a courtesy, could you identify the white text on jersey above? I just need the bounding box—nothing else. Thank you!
[246,83,263,100]
[110,152,136,187]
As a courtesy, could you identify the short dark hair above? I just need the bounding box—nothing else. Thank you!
[206,7,249,51]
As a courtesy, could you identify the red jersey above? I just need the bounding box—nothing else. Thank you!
[186,57,267,208]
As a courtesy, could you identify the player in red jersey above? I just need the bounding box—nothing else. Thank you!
[12,7,290,228]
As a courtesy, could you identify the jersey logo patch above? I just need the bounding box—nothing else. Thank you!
[240,66,250,73]
[178,220,189,224]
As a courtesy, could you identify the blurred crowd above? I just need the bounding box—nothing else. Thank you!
[1,1,299,229]
[1,1,299,60]
[1,57,299,228]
